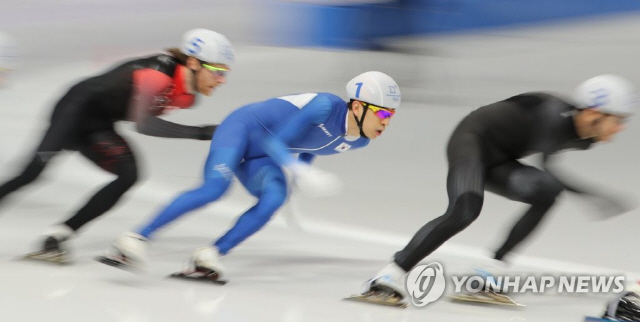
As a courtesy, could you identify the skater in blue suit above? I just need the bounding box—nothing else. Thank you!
[99,71,401,280]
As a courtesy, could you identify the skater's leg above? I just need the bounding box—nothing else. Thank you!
[214,158,287,254]
[136,178,233,239]
[98,118,252,269]
[0,89,85,202]
[175,160,286,279]
[24,130,138,262]
[392,132,488,272]
[393,158,485,271]
[485,161,564,261]
[63,130,138,231]
[357,157,485,302]
[0,157,49,200]
[136,120,250,239]
[358,132,487,304]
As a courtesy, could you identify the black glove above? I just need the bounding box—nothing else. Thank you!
[198,125,218,140]
[576,192,637,221]
[588,193,636,220]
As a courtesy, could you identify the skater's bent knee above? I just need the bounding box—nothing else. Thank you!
[538,177,563,202]
[115,163,138,187]
[521,175,563,206]
[265,185,287,205]
[261,194,287,214]
[447,192,484,228]
[457,192,483,216]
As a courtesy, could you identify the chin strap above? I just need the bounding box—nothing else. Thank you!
[190,67,198,92]
[588,115,606,138]
[353,105,369,139]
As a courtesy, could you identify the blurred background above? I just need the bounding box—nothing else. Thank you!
[1,1,640,321]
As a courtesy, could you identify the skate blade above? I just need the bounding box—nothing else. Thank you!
[450,293,525,307]
[94,255,142,272]
[168,272,228,285]
[344,294,408,308]
[21,251,71,265]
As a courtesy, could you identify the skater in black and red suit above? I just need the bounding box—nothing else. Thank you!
[0,28,234,263]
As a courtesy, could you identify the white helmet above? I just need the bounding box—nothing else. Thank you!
[346,71,401,109]
[179,28,234,67]
[573,74,638,117]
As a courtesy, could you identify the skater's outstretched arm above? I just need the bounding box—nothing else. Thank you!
[542,152,635,217]
[136,116,216,140]
[541,152,591,194]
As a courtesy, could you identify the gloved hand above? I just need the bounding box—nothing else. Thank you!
[198,125,218,140]
[289,163,343,197]
[579,192,636,220]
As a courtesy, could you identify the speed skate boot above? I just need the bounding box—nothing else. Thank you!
[169,246,227,284]
[346,262,408,308]
[95,231,149,271]
[599,291,640,321]
[23,224,74,264]
[451,257,523,306]
[584,280,640,321]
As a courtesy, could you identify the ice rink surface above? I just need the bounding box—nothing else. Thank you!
[1,2,640,321]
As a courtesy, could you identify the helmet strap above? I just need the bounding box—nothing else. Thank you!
[589,115,606,136]
[353,104,369,138]
[186,57,206,93]
[188,66,199,93]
